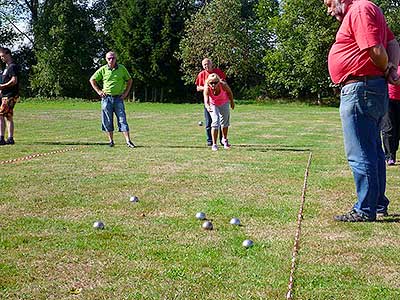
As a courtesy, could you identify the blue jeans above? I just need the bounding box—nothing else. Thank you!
[101,95,129,132]
[340,77,389,219]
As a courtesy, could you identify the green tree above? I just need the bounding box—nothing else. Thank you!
[31,0,99,97]
[259,0,337,100]
[178,0,264,96]
[104,0,195,102]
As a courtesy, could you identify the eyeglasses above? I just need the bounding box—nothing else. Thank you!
[209,81,219,86]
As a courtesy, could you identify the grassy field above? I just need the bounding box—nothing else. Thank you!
[1,100,399,300]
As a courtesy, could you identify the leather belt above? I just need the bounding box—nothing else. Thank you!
[341,75,384,87]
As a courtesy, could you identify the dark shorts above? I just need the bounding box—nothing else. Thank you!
[0,96,18,117]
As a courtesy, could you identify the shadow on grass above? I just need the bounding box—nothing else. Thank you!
[235,144,311,152]
[34,142,311,152]
[35,141,108,146]
[376,214,400,223]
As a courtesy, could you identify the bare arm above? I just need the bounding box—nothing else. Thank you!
[121,79,133,99]
[89,78,106,98]
[221,82,235,110]
[203,84,211,111]
[0,76,17,90]
[385,39,400,85]
[368,44,388,72]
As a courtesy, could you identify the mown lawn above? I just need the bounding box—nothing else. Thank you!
[0,100,399,299]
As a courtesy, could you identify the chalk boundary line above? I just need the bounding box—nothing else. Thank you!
[286,151,313,300]
[0,147,86,165]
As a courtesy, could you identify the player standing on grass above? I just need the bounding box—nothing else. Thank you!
[196,58,226,146]
[204,73,235,151]
[90,51,136,148]
[0,47,19,146]
[323,0,400,222]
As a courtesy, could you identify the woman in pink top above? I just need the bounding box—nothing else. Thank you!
[203,73,235,151]
[382,66,400,165]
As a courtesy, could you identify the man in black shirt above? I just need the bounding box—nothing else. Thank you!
[0,47,19,145]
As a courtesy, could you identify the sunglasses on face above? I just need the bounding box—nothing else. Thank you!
[209,81,219,86]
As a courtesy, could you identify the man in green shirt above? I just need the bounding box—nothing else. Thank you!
[90,51,135,148]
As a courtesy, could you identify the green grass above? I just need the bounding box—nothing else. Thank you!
[0,100,399,299]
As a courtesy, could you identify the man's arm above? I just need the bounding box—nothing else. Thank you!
[385,39,400,85]
[368,44,388,72]
[89,78,106,98]
[121,78,133,99]
[0,76,17,90]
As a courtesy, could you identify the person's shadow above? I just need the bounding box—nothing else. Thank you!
[376,213,400,223]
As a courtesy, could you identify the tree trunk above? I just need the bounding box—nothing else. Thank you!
[160,87,164,102]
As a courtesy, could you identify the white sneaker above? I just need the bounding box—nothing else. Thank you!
[211,144,218,151]
[223,139,231,149]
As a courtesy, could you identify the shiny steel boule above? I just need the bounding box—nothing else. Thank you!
[202,221,213,230]
[93,221,105,230]
[130,196,139,203]
[242,239,254,248]
[195,212,206,220]
[230,218,240,226]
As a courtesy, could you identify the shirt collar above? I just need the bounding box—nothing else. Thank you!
[107,63,119,71]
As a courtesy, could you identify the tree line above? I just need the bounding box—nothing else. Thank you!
[1,0,399,103]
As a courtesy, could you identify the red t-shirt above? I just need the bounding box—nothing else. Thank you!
[389,68,400,101]
[195,68,226,87]
[328,0,395,84]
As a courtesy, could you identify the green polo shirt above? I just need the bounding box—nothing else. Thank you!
[90,64,131,96]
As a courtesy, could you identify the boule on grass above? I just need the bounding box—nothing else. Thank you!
[93,221,105,230]
[130,196,139,203]
[242,239,254,248]
[195,212,206,220]
[202,220,213,230]
[230,217,241,226]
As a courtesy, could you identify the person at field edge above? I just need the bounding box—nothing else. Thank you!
[204,73,235,151]
[196,58,226,146]
[323,0,400,222]
[0,47,20,146]
[90,51,135,148]
[382,66,400,166]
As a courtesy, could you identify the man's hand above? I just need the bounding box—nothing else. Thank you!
[385,63,400,85]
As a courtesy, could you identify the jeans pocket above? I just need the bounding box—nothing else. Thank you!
[363,90,388,121]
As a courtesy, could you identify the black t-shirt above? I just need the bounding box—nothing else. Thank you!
[1,62,19,97]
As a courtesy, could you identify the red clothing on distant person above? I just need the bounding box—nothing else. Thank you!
[328,0,395,84]
[195,68,226,87]
[208,83,230,106]
[389,67,400,101]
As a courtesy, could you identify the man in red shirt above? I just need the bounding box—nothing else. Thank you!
[382,66,400,165]
[195,58,226,146]
[324,0,400,221]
